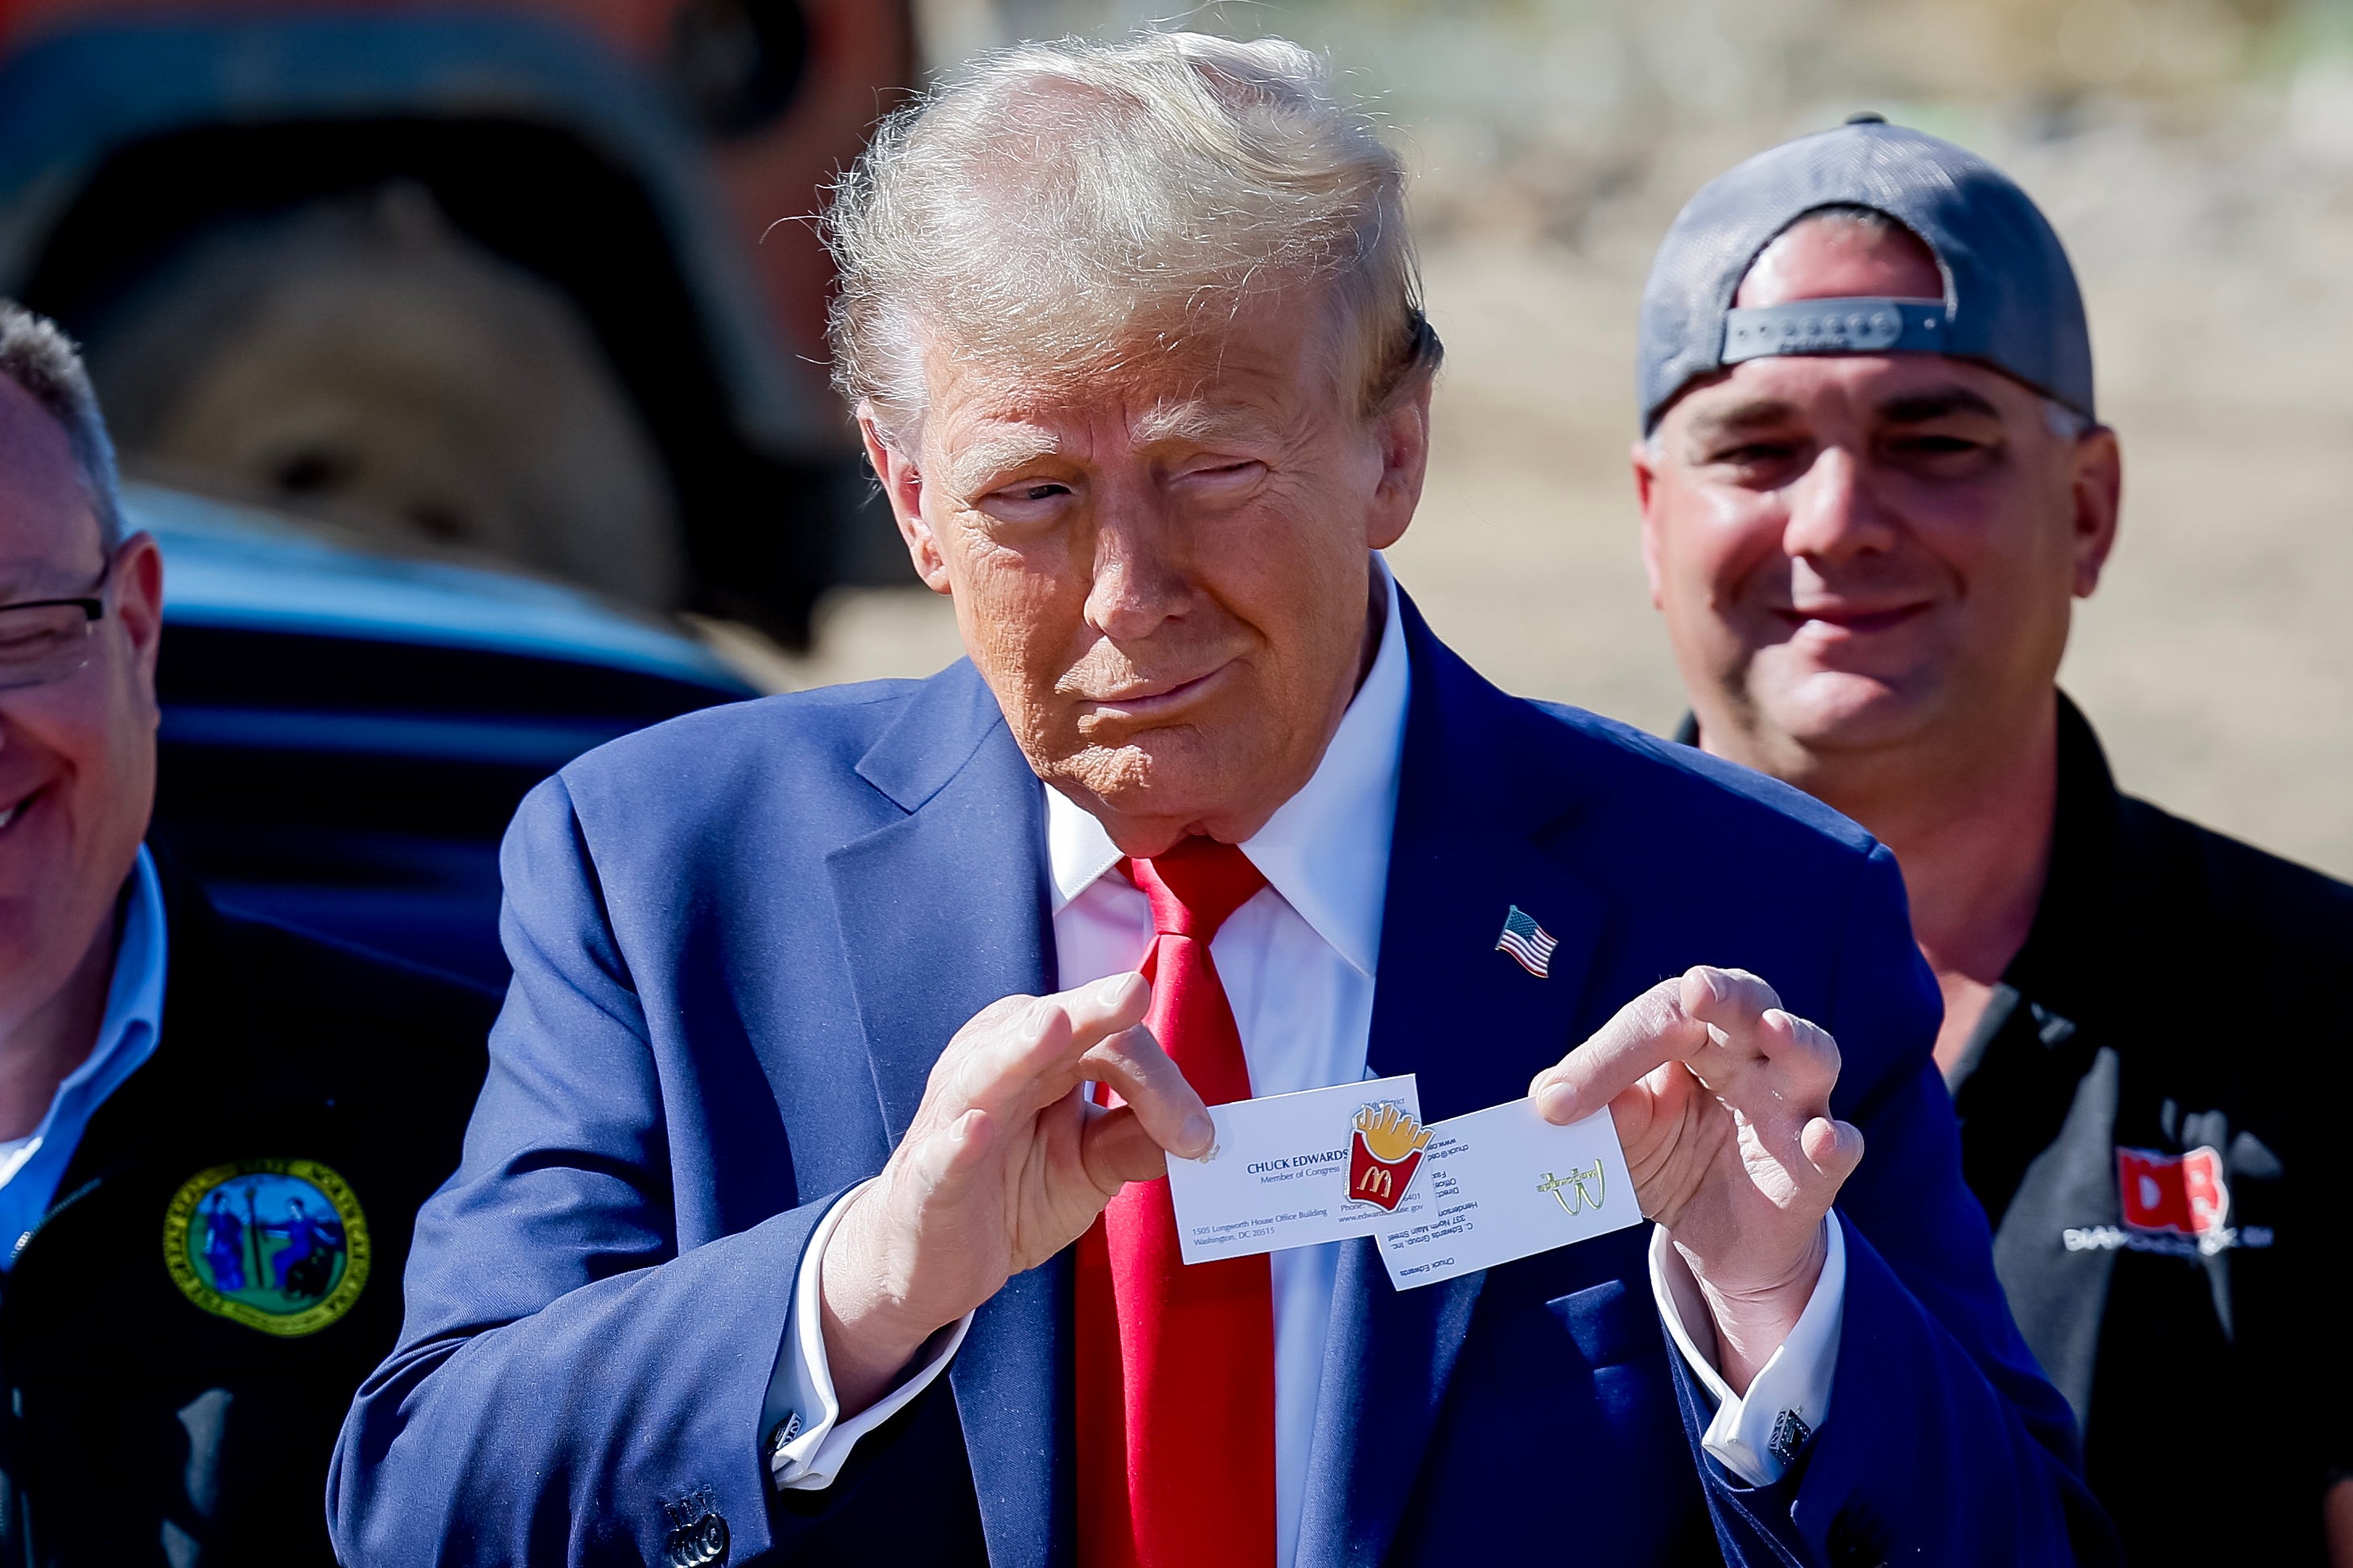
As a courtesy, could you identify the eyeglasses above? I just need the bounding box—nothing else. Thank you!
[0,560,111,693]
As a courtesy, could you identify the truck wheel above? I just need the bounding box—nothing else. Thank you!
[80,183,685,611]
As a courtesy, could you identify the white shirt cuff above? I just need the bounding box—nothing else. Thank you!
[1646,1216,1845,1486]
[764,1179,972,1492]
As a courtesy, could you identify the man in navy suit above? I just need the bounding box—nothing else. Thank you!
[332,31,2111,1568]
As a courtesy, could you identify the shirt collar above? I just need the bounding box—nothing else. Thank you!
[0,846,167,1181]
[1044,556,1411,977]
[95,845,167,1066]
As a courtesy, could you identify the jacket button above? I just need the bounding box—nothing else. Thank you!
[664,1509,728,1567]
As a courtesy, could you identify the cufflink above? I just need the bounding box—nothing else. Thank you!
[1766,1409,1813,1467]
[766,1411,804,1468]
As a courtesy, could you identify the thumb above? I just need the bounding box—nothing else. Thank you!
[1081,1104,1173,1193]
[1799,1116,1865,1189]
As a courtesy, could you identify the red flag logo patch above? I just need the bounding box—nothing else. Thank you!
[2116,1145,2229,1238]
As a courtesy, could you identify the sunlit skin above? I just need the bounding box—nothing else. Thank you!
[812,294,1428,1407]
[814,279,1869,1421]
[0,376,164,1141]
[865,294,1420,857]
[1634,216,2121,1065]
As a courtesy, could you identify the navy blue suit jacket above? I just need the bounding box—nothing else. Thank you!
[332,599,2112,1566]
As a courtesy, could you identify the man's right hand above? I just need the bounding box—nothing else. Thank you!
[818,973,1209,1414]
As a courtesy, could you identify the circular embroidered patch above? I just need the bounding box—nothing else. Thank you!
[162,1159,369,1336]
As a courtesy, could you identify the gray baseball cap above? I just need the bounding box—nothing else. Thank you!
[1636,117,2093,432]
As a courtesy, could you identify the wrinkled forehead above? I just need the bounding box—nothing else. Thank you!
[915,297,1350,471]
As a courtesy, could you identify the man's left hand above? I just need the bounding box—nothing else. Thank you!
[1531,965,1862,1393]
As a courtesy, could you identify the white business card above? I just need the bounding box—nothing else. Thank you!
[1375,1097,1639,1290]
[1165,1074,1433,1264]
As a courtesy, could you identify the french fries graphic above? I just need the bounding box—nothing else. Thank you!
[1348,1102,1432,1212]
[1353,1102,1433,1163]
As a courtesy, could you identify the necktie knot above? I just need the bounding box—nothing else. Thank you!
[1123,838,1267,940]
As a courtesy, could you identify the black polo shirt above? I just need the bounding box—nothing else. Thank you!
[1951,697,2347,1564]
[0,857,494,1566]
[1682,696,2349,1563]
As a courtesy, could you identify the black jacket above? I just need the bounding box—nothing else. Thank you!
[1947,697,2349,1566]
[0,858,495,1567]
[1677,695,2348,1562]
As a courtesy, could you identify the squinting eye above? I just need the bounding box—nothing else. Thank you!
[983,480,1073,513]
[1179,460,1267,487]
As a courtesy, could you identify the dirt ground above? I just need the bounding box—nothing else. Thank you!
[751,89,2353,883]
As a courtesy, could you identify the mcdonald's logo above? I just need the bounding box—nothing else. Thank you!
[1345,1102,1430,1214]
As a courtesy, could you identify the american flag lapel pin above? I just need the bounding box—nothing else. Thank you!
[1495,905,1558,978]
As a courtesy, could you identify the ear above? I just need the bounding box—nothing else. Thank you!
[858,408,952,595]
[111,529,165,719]
[2067,424,2122,599]
[1632,436,1667,611]
[1363,372,1434,552]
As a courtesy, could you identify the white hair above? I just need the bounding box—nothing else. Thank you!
[0,301,124,550]
[824,30,1439,452]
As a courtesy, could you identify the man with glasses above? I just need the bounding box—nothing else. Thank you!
[0,301,495,1567]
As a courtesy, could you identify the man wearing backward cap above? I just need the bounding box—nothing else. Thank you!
[1635,115,2353,1565]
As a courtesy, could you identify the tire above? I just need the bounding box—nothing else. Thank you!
[80,183,685,611]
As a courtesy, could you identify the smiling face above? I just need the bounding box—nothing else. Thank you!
[0,375,163,1037]
[863,290,1430,854]
[1634,214,2120,800]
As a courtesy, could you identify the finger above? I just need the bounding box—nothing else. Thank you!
[1679,965,1783,1052]
[1601,1058,1688,1152]
[950,974,1151,1117]
[1799,1116,1865,1190]
[1082,1023,1214,1159]
[1080,1103,1173,1191]
[939,998,1065,1123]
[1531,977,1707,1125]
[1760,1009,1842,1104]
[1060,971,1153,1051]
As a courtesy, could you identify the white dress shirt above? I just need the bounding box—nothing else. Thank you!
[769,560,1845,1556]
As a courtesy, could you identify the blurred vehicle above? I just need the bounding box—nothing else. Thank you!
[0,0,917,646]
[141,480,756,988]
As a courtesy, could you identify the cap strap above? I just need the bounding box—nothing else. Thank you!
[1720,298,1949,364]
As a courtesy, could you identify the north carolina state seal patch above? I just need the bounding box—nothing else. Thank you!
[161,1158,369,1337]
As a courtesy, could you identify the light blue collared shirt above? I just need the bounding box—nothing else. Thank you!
[0,846,167,1267]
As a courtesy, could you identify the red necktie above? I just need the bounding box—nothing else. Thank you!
[1076,837,1275,1568]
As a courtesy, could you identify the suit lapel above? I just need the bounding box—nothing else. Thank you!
[825,661,1069,1568]
[1297,600,1610,1568]
[827,661,1057,1142]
